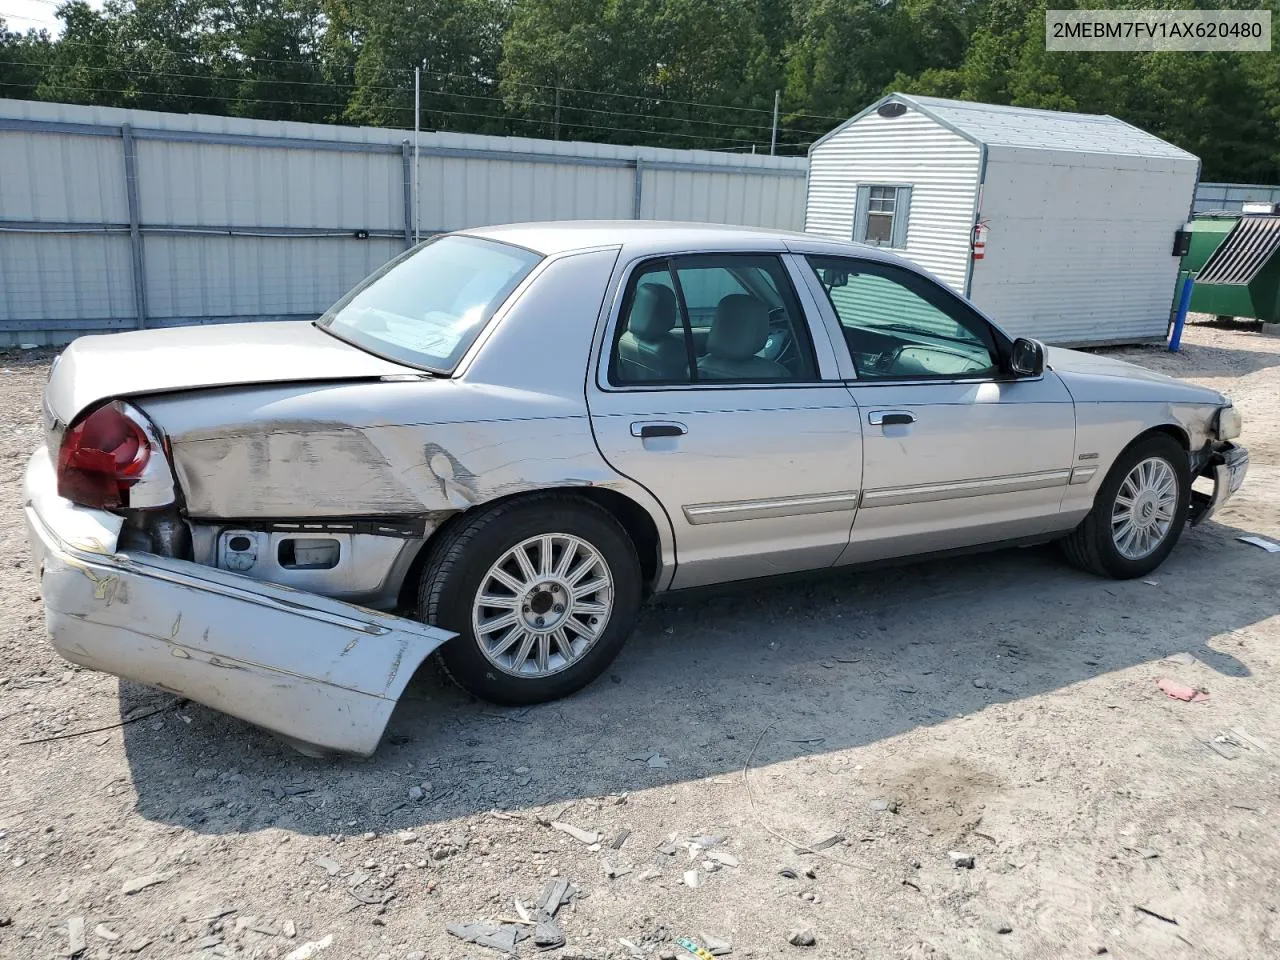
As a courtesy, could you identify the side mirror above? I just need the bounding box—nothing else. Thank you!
[1009,337,1045,377]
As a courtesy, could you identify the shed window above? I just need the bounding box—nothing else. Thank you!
[854,184,913,249]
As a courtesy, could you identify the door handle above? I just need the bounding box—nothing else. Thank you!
[631,421,688,439]
[868,410,915,426]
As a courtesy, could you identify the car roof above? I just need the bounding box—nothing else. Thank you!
[458,220,911,266]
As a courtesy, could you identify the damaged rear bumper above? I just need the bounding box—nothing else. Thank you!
[23,450,454,756]
[1189,441,1249,526]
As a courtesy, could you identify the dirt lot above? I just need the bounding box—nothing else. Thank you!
[3,319,1280,960]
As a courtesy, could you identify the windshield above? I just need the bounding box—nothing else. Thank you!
[318,235,542,372]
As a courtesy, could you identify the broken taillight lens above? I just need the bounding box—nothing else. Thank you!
[56,401,152,509]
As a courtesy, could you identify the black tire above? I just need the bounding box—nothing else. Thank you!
[417,494,642,705]
[1060,433,1191,579]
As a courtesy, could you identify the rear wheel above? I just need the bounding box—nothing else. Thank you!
[1060,434,1191,579]
[418,495,642,705]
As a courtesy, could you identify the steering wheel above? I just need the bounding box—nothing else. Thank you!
[759,306,796,366]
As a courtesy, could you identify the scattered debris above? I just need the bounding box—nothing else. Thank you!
[675,936,717,959]
[1205,737,1240,760]
[1238,535,1280,553]
[610,827,632,850]
[94,924,120,942]
[647,754,670,768]
[551,821,602,845]
[1232,726,1270,753]
[972,678,989,689]
[446,922,529,953]
[514,898,533,923]
[535,877,577,916]
[688,833,726,849]
[949,851,975,869]
[867,798,899,814]
[657,841,679,856]
[1142,579,1159,586]
[284,934,334,960]
[992,920,1013,935]
[683,869,701,888]
[121,872,171,895]
[1134,905,1179,925]
[408,785,425,801]
[707,848,739,867]
[603,859,632,879]
[396,830,418,844]
[700,931,733,955]
[807,832,843,852]
[636,867,662,882]
[283,920,297,939]
[67,915,86,956]
[535,916,566,949]
[314,857,340,876]
[778,868,799,880]
[787,928,817,947]
[1156,678,1209,703]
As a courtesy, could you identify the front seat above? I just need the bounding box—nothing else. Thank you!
[616,282,689,383]
[697,295,790,380]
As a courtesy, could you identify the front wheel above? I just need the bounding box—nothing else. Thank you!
[1060,434,1191,579]
[417,495,642,705]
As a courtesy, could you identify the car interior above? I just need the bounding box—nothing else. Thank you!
[809,259,999,380]
[613,258,815,384]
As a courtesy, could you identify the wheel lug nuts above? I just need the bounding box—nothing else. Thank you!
[535,616,545,627]
[553,604,564,613]
[590,617,599,625]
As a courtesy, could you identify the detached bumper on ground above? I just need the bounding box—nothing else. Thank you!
[23,450,454,756]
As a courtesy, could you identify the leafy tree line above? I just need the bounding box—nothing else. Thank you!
[1,0,1276,180]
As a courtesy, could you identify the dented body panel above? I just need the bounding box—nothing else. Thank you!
[27,222,1250,756]
[24,451,453,755]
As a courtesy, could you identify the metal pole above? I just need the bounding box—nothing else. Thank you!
[633,159,643,219]
[1169,274,1194,352]
[401,141,413,250]
[770,89,779,156]
[414,66,421,243]
[120,122,148,329]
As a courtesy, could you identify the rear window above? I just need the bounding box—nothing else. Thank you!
[317,235,542,372]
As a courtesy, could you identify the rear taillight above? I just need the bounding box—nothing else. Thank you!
[57,401,153,509]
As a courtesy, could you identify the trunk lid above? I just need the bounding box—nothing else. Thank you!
[45,321,416,427]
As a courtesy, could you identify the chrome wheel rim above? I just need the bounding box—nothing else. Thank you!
[1112,457,1179,560]
[472,533,614,677]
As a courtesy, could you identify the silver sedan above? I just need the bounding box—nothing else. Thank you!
[24,222,1248,754]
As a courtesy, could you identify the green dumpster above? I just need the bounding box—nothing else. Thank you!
[1178,209,1280,323]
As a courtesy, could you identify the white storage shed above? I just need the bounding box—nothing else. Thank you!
[805,93,1200,346]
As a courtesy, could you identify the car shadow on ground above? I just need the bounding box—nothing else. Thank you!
[117,519,1275,837]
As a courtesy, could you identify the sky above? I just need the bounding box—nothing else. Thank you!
[2,0,102,35]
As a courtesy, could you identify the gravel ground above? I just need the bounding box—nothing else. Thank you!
[3,318,1280,960]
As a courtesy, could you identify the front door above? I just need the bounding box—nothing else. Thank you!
[799,254,1077,564]
[587,251,863,588]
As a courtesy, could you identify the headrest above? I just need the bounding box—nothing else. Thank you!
[708,295,770,361]
[628,282,678,342]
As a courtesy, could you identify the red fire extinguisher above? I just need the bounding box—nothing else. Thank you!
[971,220,988,261]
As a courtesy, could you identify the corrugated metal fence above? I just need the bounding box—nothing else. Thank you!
[0,99,807,347]
[1194,181,1280,215]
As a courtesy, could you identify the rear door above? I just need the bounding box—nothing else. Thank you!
[587,250,863,589]
[796,253,1077,564]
